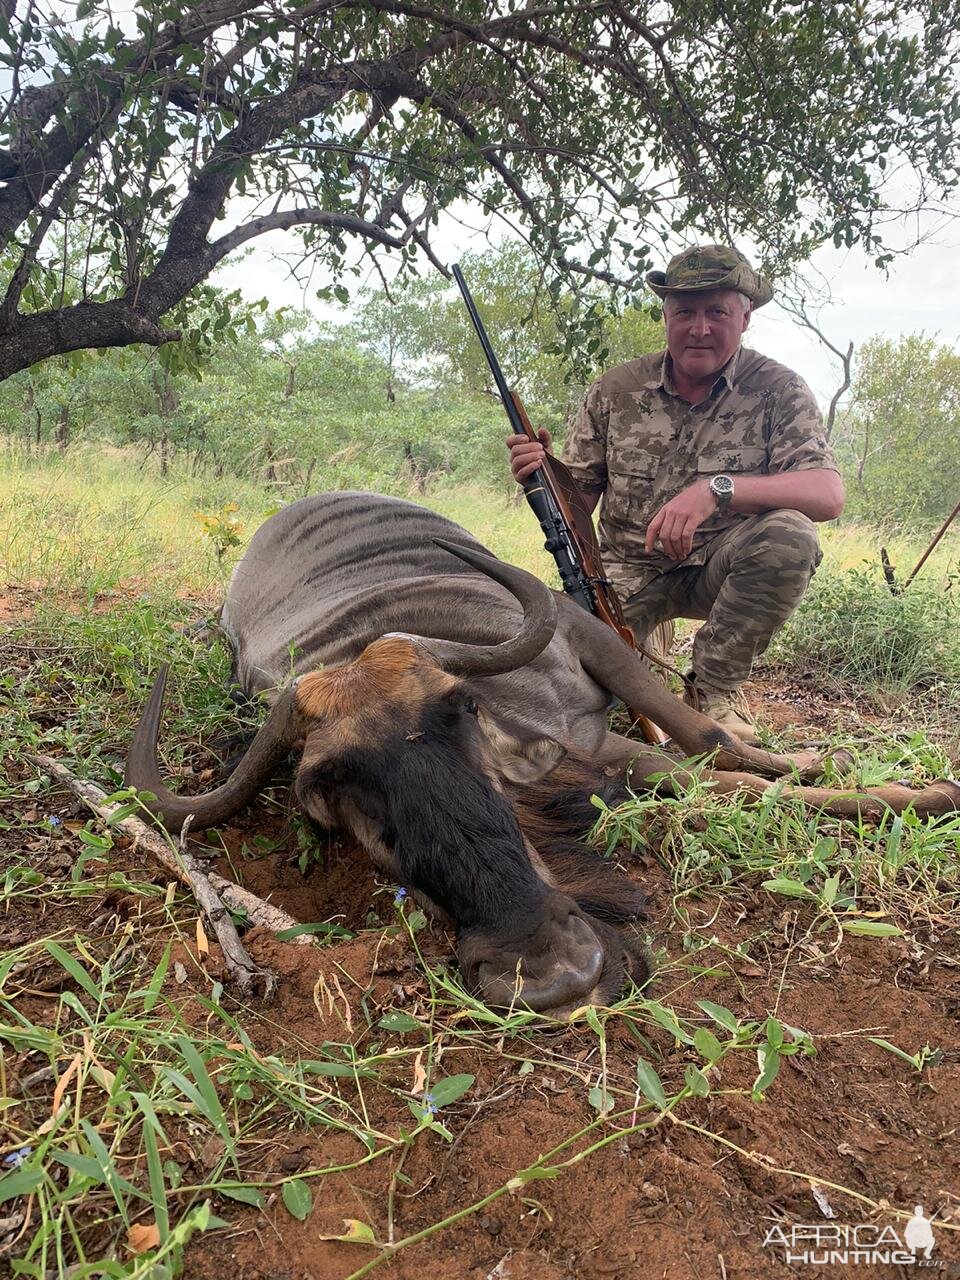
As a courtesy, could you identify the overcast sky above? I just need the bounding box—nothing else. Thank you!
[213,209,960,408]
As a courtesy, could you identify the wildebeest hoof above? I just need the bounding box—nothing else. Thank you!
[459,893,619,1016]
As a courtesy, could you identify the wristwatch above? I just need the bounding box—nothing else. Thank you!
[709,473,735,509]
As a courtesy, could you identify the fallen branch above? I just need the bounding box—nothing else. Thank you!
[28,754,312,987]
[175,814,278,999]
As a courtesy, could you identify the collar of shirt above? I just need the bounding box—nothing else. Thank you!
[648,346,742,400]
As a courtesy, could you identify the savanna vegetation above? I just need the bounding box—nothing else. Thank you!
[2,0,960,1276]
[2,296,959,1273]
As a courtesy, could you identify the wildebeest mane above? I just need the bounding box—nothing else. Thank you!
[510,753,645,926]
[297,703,549,935]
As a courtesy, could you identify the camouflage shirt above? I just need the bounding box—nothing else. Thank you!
[560,345,838,589]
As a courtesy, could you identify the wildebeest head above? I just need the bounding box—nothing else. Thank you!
[125,541,633,1014]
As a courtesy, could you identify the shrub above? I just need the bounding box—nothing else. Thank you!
[771,565,960,694]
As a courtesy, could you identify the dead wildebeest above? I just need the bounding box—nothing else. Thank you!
[126,492,960,1014]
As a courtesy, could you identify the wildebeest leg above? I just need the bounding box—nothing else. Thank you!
[564,601,829,781]
[700,772,960,818]
[595,732,960,818]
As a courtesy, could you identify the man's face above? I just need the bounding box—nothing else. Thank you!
[663,289,750,383]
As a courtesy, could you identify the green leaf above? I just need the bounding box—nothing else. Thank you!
[219,1183,265,1208]
[44,940,103,1000]
[80,1120,140,1223]
[142,1119,169,1241]
[762,878,816,899]
[867,1036,920,1068]
[752,1045,781,1099]
[428,1074,475,1108]
[55,1151,107,1182]
[281,1178,313,1221]
[0,1167,43,1202]
[588,1085,613,1114]
[683,1064,710,1097]
[644,1000,694,1045]
[693,1027,723,1064]
[696,999,739,1033]
[840,920,902,937]
[141,943,171,1014]
[765,1017,784,1050]
[377,1011,422,1033]
[275,922,353,941]
[635,1058,667,1109]
[173,1038,231,1145]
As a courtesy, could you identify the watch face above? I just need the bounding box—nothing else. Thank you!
[712,474,734,496]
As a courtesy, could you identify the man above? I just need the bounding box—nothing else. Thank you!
[507,244,844,741]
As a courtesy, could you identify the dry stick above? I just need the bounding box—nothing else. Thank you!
[176,814,278,1000]
[29,753,306,941]
[901,495,960,591]
[28,754,311,990]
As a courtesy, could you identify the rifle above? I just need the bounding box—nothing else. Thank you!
[452,263,668,746]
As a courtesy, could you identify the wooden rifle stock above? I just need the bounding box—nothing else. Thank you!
[508,393,669,746]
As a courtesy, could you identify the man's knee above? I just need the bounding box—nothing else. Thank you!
[740,509,821,571]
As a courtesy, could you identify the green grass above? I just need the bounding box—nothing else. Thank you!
[593,753,960,938]
[1,445,959,1275]
[769,562,960,694]
[0,445,554,602]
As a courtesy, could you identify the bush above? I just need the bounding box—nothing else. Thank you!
[771,565,960,694]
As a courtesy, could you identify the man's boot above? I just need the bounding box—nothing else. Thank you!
[684,677,759,744]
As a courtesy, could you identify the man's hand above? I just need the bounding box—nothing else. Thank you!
[506,428,552,483]
[645,479,717,559]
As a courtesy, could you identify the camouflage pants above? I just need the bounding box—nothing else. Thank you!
[617,511,822,690]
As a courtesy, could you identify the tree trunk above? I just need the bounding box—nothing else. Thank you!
[402,440,426,493]
[856,422,870,491]
[55,403,69,453]
[152,365,179,416]
[24,383,42,449]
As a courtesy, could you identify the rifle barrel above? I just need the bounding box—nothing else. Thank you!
[451,265,527,439]
[452,263,596,615]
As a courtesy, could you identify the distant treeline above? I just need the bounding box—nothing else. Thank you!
[0,245,956,526]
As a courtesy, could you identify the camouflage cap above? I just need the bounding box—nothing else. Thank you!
[646,244,773,308]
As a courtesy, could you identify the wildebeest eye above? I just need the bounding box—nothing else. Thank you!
[464,697,479,716]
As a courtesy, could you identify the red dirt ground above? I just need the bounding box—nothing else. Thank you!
[5,667,959,1279]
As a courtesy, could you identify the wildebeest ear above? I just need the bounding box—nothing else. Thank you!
[478,707,566,783]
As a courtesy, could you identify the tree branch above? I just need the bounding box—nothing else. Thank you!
[27,753,311,959]
[209,206,408,259]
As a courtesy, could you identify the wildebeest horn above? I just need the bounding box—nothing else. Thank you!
[400,538,558,676]
[124,665,298,833]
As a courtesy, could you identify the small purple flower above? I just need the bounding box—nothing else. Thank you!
[394,887,408,905]
[422,1094,438,1116]
[45,815,62,829]
[2,1147,32,1169]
